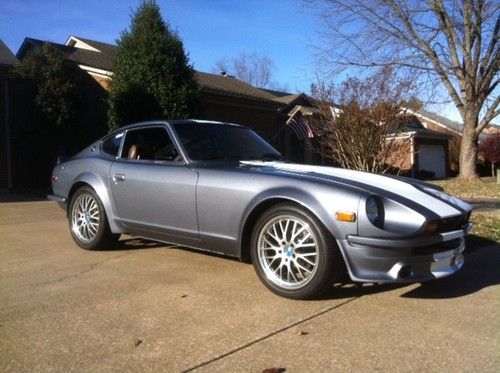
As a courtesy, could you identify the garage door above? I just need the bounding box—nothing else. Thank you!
[418,145,446,179]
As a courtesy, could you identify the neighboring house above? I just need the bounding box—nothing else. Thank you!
[404,108,465,177]
[386,113,452,179]
[0,39,19,190]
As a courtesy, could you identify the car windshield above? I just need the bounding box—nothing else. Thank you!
[172,122,285,162]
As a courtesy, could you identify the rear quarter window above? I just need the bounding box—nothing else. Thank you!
[101,133,124,157]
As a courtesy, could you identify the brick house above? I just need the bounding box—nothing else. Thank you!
[403,108,464,177]
[17,36,288,142]
[8,35,467,189]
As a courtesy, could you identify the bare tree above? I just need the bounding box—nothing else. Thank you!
[214,53,275,88]
[308,0,499,179]
[311,68,414,174]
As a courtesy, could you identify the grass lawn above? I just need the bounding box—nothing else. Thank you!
[432,177,500,199]
[431,177,499,246]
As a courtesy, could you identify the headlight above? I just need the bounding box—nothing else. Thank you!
[366,196,384,228]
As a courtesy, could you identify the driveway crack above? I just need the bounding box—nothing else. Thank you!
[181,296,360,373]
[29,252,132,287]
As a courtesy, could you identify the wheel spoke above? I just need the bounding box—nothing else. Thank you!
[288,263,298,283]
[296,232,312,246]
[296,254,315,267]
[294,260,312,277]
[295,242,316,249]
[263,238,280,249]
[291,225,307,242]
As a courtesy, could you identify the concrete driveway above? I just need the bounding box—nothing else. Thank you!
[0,200,498,372]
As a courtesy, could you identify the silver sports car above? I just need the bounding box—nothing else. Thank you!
[48,120,473,299]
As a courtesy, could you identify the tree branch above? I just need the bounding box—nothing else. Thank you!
[477,95,500,133]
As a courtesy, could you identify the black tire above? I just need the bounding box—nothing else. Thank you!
[68,186,119,250]
[250,203,345,299]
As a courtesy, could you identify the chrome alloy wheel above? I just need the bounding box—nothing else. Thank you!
[257,215,319,289]
[71,193,100,243]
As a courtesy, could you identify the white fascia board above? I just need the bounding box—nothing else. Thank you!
[78,64,113,78]
[65,36,100,52]
[384,131,416,140]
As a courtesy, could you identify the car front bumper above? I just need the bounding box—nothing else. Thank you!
[339,223,472,283]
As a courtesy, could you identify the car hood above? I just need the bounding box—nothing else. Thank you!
[239,161,472,219]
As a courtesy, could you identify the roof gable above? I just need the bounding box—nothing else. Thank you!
[405,108,463,135]
[0,39,19,67]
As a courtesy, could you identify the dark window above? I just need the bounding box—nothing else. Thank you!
[101,132,124,157]
[121,127,180,162]
[172,122,283,161]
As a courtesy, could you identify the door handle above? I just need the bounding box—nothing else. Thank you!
[113,173,126,182]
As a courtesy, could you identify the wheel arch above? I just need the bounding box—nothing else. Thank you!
[239,189,341,263]
[68,172,123,233]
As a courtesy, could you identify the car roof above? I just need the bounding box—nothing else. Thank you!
[103,119,245,140]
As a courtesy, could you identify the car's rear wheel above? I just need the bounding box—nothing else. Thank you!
[68,186,119,250]
[251,203,344,299]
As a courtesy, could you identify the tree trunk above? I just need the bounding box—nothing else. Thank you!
[458,109,479,180]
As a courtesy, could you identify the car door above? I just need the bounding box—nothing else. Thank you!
[109,125,199,240]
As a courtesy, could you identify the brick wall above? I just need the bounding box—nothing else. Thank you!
[88,72,111,90]
[384,138,412,172]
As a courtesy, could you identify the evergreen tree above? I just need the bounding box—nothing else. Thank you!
[15,43,84,186]
[108,0,200,129]
[16,44,83,135]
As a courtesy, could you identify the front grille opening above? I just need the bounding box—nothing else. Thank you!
[411,238,462,255]
[436,213,469,233]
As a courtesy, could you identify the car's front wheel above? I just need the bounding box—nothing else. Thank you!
[68,186,119,250]
[251,203,345,299]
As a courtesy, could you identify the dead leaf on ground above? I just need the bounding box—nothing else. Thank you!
[262,368,286,373]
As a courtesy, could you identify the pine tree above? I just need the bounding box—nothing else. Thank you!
[108,0,200,129]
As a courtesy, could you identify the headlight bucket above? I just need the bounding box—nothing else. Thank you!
[366,196,384,228]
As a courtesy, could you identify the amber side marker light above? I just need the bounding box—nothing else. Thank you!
[336,211,356,222]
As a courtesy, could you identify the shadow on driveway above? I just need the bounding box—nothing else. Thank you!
[322,235,499,300]
[94,234,499,301]
[401,238,499,299]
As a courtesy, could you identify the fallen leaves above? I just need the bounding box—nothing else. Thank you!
[295,330,309,336]
[262,367,286,373]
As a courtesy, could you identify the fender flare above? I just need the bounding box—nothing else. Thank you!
[70,172,123,233]
[238,187,345,257]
